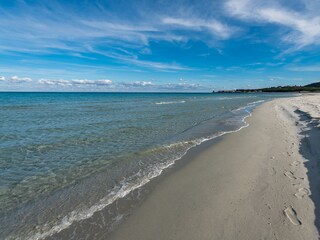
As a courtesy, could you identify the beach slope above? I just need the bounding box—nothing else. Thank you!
[109,94,320,240]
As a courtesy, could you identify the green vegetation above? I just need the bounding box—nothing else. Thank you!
[215,82,320,93]
[305,82,320,88]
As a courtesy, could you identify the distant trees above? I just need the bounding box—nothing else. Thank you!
[215,82,320,93]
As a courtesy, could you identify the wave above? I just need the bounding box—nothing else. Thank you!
[155,100,186,105]
[232,100,265,112]
[15,100,264,240]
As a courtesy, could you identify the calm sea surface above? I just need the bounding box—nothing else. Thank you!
[0,92,291,239]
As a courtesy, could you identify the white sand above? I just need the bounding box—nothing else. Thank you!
[108,94,320,240]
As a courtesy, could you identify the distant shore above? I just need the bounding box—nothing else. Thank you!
[214,82,320,93]
[106,94,320,240]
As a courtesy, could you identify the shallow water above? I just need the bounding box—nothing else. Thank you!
[0,92,292,239]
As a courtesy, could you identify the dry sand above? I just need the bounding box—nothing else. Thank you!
[108,94,320,240]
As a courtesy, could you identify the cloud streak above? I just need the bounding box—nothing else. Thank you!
[287,65,320,72]
[162,17,234,39]
[225,0,320,48]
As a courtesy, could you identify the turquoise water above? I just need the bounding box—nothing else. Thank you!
[0,92,291,239]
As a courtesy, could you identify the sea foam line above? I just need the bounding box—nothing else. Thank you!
[155,100,186,105]
[15,100,263,240]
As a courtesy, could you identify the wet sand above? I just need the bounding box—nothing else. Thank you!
[107,94,320,240]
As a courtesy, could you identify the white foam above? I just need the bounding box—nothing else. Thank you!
[232,100,265,112]
[155,100,186,105]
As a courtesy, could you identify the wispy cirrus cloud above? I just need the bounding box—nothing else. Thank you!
[85,47,193,72]
[162,17,235,40]
[287,65,320,72]
[126,58,193,72]
[225,0,320,49]
[0,1,233,72]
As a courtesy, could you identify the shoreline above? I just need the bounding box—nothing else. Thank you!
[44,101,261,240]
[2,94,281,240]
[105,94,320,240]
[44,94,320,239]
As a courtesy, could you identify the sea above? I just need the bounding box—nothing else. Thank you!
[0,92,292,239]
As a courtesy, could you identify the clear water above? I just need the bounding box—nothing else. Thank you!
[0,92,291,239]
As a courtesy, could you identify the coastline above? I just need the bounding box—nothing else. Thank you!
[105,94,320,240]
[1,94,285,240]
[43,98,261,240]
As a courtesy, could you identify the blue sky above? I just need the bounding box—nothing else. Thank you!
[0,0,319,92]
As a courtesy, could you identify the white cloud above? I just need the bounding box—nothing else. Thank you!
[287,65,320,72]
[225,0,253,19]
[39,79,112,86]
[96,79,113,85]
[37,78,204,91]
[225,0,320,48]
[162,17,234,39]
[127,59,192,71]
[11,76,32,82]
[71,79,112,85]
[83,47,193,71]
[39,79,153,88]
[38,79,71,86]
[133,81,153,86]
[0,76,5,81]
[158,83,201,90]
[120,81,203,90]
[121,81,153,87]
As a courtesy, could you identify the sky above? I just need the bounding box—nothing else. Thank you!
[0,0,319,92]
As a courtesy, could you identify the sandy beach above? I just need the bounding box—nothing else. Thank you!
[107,94,320,240]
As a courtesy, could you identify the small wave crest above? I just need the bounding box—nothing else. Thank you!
[155,100,186,105]
[232,100,265,112]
